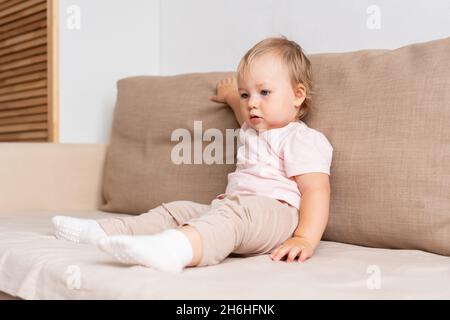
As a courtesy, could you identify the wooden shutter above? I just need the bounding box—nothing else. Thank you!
[0,0,58,142]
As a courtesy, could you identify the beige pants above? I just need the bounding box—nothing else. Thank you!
[97,194,299,267]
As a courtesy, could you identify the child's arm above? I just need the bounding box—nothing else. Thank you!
[210,77,245,126]
[270,172,331,263]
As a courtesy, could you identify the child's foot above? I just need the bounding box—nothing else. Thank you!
[97,229,193,273]
[52,216,107,245]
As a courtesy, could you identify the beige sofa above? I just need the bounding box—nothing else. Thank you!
[1,143,450,299]
[1,37,449,299]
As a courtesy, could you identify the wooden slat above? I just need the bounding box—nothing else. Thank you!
[0,0,46,19]
[0,105,47,118]
[0,0,24,12]
[18,139,49,142]
[0,88,46,102]
[0,27,46,48]
[0,113,47,125]
[0,53,47,72]
[0,121,47,133]
[0,18,46,41]
[0,71,46,88]
[0,11,46,34]
[47,0,58,142]
[0,44,46,65]
[0,62,46,80]
[0,2,46,27]
[0,130,47,141]
[0,96,47,110]
[0,79,47,95]
[0,35,46,57]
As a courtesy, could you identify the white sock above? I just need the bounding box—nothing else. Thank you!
[97,228,193,273]
[52,216,107,245]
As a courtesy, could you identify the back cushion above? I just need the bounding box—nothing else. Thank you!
[100,72,237,214]
[101,37,450,256]
[307,37,450,256]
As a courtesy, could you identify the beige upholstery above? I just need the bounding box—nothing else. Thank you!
[101,72,238,214]
[308,37,450,256]
[0,143,107,212]
[0,142,449,299]
[1,210,449,299]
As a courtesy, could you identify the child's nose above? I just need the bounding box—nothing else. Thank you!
[248,96,260,108]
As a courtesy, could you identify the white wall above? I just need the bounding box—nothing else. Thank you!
[59,0,450,143]
[159,0,450,74]
[59,0,160,143]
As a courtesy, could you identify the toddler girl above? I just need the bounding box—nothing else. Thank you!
[52,36,333,273]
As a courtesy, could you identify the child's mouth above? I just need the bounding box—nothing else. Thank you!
[249,115,263,123]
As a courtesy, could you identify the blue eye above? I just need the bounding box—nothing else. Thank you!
[261,90,270,96]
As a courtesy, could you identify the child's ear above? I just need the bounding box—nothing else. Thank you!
[294,83,306,108]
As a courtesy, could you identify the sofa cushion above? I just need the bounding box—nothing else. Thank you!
[101,72,237,214]
[306,37,450,255]
[1,211,450,299]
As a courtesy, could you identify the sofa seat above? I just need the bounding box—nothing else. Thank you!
[1,210,449,300]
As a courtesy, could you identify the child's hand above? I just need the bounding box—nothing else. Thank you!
[269,236,315,263]
[210,77,239,105]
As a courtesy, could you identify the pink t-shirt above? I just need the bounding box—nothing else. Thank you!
[216,120,333,210]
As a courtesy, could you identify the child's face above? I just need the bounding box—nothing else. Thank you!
[237,53,305,131]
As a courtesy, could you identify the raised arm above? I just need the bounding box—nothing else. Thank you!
[210,77,245,126]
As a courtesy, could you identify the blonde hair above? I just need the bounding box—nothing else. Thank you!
[237,36,313,120]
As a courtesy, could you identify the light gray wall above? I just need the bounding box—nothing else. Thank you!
[59,0,450,143]
[159,0,450,74]
[59,0,159,143]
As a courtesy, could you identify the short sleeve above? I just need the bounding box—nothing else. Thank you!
[282,128,333,178]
